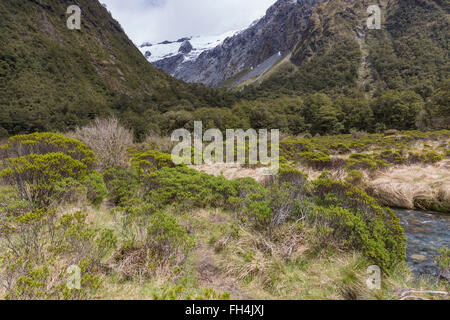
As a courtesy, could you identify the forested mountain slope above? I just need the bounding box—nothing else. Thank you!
[0,0,233,139]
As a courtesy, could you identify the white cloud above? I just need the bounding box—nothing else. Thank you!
[101,0,277,45]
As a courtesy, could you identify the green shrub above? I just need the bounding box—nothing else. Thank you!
[0,153,89,206]
[277,165,308,186]
[245,201,272,229]
[345,153,386,170]
[345,170,364,186]
[0,185,30,216]
[408,150,444,164]
[310,178,406,272]
[132,149,175,177]
[83,172,108,207]
[329,142,351,154]
[145,167,240,210]
[0,133,96,168]
[375,150,406,165]
[436,247,450,277]
[280,139,313,160]
[102,167,139,206]
[147,211,195,261]
[298,152,332,169]
[0,209,108,299]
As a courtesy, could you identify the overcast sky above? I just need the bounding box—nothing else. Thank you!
[101,0,277,45]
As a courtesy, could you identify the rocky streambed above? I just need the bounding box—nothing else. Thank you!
[395,209,449,278]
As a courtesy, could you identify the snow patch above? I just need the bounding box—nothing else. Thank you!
[139,29,243,63]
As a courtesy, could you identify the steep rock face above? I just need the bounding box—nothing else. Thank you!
[179,40,193,54]
[153,0,323,86]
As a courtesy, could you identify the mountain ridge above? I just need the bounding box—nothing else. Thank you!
[150,0,449,96]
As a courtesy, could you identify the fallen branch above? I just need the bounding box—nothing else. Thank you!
[400,290,449,297]
[400,295,429,300]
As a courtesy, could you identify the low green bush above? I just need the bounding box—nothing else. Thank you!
[436,247,450,278]
[144,166,240,210]
[298,152,332,169]
[345,170,365,186]
[147,211,195,261]
[280,139,313,160]
[345,153,386,170]
[83,172,108,207]
[310,178,406,272]
[375,150,406,165]
[407,150,444,164]
[0,133,96,168]
[131,149,176,177]
[0,153,89,207]
[103,167,139,206]
[0,209,114,299]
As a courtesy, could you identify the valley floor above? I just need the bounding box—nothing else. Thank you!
[0,129,449,300]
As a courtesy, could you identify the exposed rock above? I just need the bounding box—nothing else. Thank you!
[144,51,152,59]
[179,40,193,54]
[140,42,152,48]
[177,37,192,43]
[411,254,427,263]
[151,0,323,86]
[153,53,185,75]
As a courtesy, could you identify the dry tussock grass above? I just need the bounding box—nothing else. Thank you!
[218,224,308,290]
[370,160,450,210]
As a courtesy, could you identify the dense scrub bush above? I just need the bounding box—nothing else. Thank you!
[102,167,139,206]
[147,211,195,263]
[239,167,309,231]
[83,172,108,207]
[375,150,406,165]
[407,150,445,164]
[0,133,96,168]
[131,149,176,177]
[298,152,332,169]
[0,153,89,207]
[0,209,115,299]
[345,170,365,186]
[0,185,30,216]
[436,247,450,280]
[345,153,386,171]
[113,210,194,280]
[280,139,313,160]
[144,167,239,210]
[310,178,406,272]
[277,165,308,187]
[68,118,133,171]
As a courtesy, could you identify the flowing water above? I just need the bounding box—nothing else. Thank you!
[395,209,450,276]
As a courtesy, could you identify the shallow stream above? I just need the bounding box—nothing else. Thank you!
[395,209,450,276]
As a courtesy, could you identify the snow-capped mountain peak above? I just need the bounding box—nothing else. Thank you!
[139,29,243,63]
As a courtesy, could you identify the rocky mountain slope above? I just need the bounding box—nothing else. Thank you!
[152,0,322,87]
[151,0,449,94]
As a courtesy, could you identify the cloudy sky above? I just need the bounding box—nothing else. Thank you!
[101,0,277,45]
